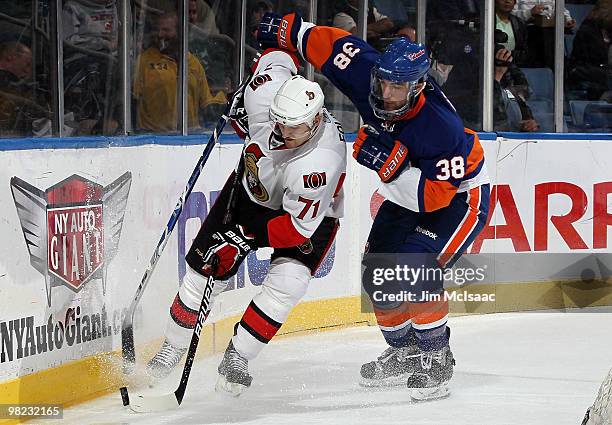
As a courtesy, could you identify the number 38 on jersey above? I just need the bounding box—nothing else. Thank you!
[333,42,361,70]
[436,156,465,180]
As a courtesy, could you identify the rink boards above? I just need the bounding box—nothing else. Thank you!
[0,133,611,416]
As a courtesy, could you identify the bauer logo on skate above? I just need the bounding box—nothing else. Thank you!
[10,173,132,306]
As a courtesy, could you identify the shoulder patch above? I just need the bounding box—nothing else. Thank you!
[303,172,327,189]
[249,74,272,91]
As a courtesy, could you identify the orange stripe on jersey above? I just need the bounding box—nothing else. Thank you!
[438,187,481,267]
[423,180,458,212]
[464,128,484,175]
[374,302,411,328]
[409,299,449,327]
[305,26,351,70]
[395,92,426,121]
[278,14,297,52]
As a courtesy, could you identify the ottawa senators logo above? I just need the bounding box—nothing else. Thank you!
[244,143,269,202]
[249,73,272,91]
[303,172,327,189]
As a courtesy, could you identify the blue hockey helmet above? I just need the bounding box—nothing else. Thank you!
[369,38,431,121]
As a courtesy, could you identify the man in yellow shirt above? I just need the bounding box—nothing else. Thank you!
[134,11,226,133]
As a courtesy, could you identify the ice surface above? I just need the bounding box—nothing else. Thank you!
[49,309,612,425]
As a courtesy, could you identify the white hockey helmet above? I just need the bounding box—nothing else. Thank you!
[269,75,325,141]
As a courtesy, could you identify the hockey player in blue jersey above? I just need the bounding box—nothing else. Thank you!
[258,13,490,401]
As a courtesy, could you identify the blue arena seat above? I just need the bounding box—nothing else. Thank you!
[521,68,554,102]
[583,103,612,131]
[569,100,608,127]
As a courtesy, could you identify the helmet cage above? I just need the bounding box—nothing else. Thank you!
[369,68,425,121]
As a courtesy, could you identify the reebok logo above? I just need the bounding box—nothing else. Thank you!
[416,226,438,240]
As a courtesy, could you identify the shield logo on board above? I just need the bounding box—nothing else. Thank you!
[10,173,132,306]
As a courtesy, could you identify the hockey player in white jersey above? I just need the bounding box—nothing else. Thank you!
[147,49,347,396]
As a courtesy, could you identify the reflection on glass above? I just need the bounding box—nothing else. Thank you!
[508,0,570,132]
[133,7,180,134]
[493,0,540,132]
[565,0,611,132]
[189,0,239,133]
[62,0,120,136]
[330,0,416,52]
[0,0,52,138]
[315,0,361,132]
[426,0,484,131]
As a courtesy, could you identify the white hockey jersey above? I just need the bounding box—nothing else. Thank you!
[62,0,118,53]
[241,50,347,242]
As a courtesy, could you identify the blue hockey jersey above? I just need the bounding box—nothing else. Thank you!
[296,25,489,213]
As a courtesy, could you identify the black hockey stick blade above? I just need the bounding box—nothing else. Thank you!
[120,386,130,406]
[121,324,135,373]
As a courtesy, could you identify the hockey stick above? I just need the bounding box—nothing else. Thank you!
[120,147,247,412]
[121,73,252,372]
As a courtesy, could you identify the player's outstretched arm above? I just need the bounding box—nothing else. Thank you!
[257,12,379,108]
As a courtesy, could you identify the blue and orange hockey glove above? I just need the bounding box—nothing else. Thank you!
[353,125,410,183]
[257,12,303,52]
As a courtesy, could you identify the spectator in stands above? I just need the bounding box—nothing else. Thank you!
[247,0,272,49]
[133,11,226,133]
[332,0,395,48]
[427,0,482,127]
[567,0,612,100]
[0,41,50,137]
[62,0,119,135]
[494,47,540,131]
[496,0,530,67]
[189,0,220,34]
[513,0,576,68]
[495,0,539,131]
[513,0,576,28]
[189,0,234,101]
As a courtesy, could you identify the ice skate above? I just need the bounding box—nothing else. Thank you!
[406,345,455,401]
[145,339,187,381]
[360,344,420,387]
[215,340,253,396]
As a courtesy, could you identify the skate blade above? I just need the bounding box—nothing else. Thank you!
[215,374,248,397]
[359,373,410,388]
[410,383,450,402]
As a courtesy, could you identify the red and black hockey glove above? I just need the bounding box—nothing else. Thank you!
[201,224,256,280]
[257,12,303,52]
[353,125,410,183]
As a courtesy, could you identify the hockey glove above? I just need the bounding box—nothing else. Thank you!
[201,224,256,280]
[353,125,410,183]
[257,12,303,52]
[228,90,249,139]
